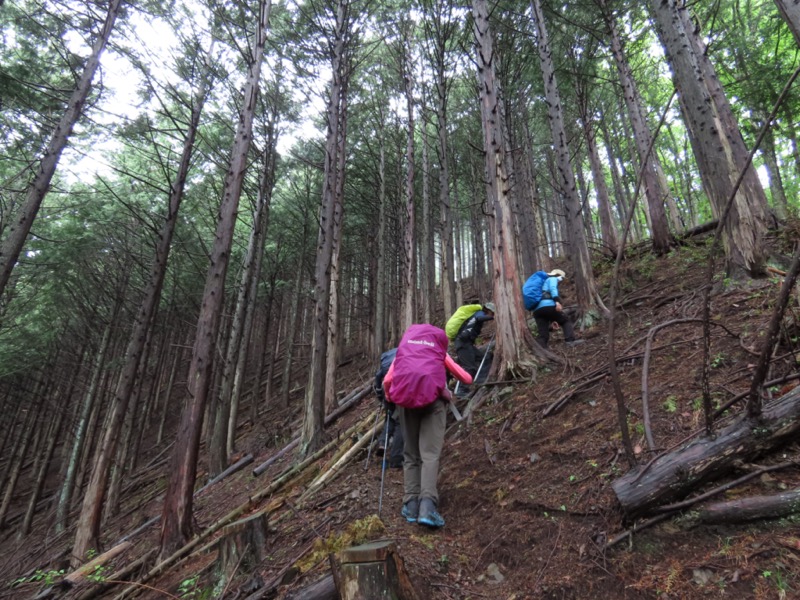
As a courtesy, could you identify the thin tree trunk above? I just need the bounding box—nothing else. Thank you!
[602,0,673,252]
[399,29,416,330]
[0,393,43,527]
[0,0,125,297]
[214,145,275,474]
[57,313,116,534]
[302,0,350,455]
[20,395,66,536]
[73,53,212,562]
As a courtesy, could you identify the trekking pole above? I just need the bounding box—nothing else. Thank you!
[377,409,391,518]
[363,405,383,470]
[469,335,495,392]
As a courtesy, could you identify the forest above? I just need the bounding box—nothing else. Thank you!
[1,0,800,597]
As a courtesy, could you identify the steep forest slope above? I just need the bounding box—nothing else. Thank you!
[2,232,800,599]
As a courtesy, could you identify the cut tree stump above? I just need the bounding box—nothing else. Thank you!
[698,488,800,523]
[331,540,421,600]
[217,512,269,583]
[612,386,800,516]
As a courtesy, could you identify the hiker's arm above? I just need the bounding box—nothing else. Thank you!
[550,279,562,305]
[445,354,473,385]
[382,362,395,401]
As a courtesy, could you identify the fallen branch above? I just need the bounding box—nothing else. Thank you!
[699,487,800,523]
[654,460,798,513]
[112,416,371,600]
[302,415,380,500]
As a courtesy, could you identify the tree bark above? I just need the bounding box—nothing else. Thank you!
[302,0,350,455]
[775,0,800,48]
[399,26,417,331]
[0,393,42,528]
[602,0,673,252]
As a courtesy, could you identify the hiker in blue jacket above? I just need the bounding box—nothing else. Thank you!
[453,302,495,379]
[532,270,584,349]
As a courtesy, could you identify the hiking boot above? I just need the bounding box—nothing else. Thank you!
[565,339,585,347]
[401,498,419,523]
[417,497,445,528]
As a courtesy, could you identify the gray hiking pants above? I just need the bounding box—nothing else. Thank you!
[399,399,447,506]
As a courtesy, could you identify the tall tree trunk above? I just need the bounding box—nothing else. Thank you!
[762,129,789,221]
[775,0,800,46]
[374,115,388,353]
[213,138,275,474]
[20,391,66,536]
[159,0,271,556]
[530,0,598,314]
[399,28,417,330]
[281,227,309,408]
[602,0,673,252]
[420,105,433,323]
[302,0,350,455]
[0,0,125,299]
[581,114,618,255]
[157,332,186,445]
[472,0,540,379]
[325,91,348,412]
[649,0,769,277]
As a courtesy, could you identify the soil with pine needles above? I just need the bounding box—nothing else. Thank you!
[2,231,799,600]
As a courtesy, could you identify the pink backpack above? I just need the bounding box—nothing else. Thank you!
[384,324,472,409]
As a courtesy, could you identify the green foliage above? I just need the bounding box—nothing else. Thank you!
[177,575,212,599]
[11,568,66,587]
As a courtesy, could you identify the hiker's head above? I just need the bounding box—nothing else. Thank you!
[549,269,565,282]
[483,301,496,316]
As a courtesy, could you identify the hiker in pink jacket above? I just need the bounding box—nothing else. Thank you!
[383,324,472,528]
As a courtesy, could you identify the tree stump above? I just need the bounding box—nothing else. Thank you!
[217,512,269,584]
[331,540,421,600]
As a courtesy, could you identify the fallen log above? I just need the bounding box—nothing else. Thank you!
[612,386,800,516]
[698,488,800,523]
[283,574,338,600]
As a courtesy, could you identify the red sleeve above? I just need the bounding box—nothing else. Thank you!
[382,362,395,401]
[444,354,473,384]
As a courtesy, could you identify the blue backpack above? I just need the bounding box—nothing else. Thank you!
[522,271,549,310]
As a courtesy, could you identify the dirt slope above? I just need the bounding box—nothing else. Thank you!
[3,236,799,600]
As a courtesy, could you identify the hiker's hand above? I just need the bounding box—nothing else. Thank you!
[555,302,563,311]
[441,388,452,402]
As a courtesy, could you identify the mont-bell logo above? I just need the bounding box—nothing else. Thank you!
[407,338,435,347]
